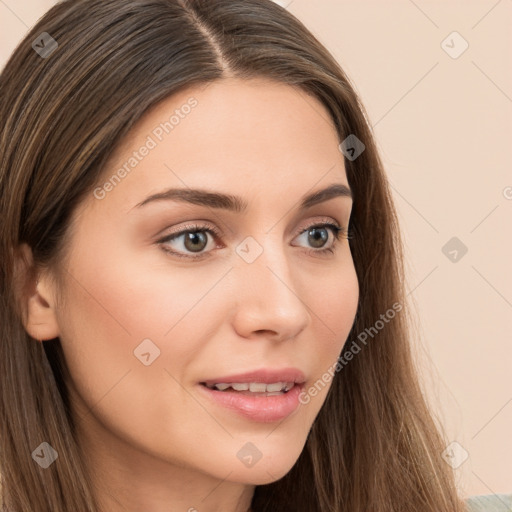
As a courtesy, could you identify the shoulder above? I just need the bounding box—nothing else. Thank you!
[466,493,512,511]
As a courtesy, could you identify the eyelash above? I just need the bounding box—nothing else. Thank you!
[157,220,353,260]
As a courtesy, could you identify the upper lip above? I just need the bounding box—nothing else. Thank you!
[200,368,306,386]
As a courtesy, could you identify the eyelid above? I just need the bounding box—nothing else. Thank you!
[157,221,223,242]
[158,216,344,240]
[293,216,342,237]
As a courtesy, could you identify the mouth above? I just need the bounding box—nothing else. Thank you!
[199,381,296,396]
[197,369,306,422]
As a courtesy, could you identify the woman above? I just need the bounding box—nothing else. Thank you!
[0,0,474,510]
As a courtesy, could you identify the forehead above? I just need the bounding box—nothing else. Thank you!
[84,77,348,217]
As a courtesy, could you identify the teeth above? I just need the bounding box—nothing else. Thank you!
[213,383,230,391]
[206,381,295,392]
[249,383,267,392]
[231,383,249,391]
[266,382,286,392]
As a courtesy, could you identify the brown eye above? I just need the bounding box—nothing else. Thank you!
[305,226,330,248]
[181,231,209,253]
[158,223,222,259]
[292,222,344,251]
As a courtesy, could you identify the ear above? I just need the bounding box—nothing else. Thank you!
[13,243,61,342]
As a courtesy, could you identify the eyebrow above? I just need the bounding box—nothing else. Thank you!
[133,183,352,212]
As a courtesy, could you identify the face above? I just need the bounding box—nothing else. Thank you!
[40,78,358,494]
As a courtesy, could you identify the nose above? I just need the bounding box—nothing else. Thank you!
[230,239,311,342]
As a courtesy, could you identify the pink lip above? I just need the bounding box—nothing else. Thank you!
[200,367,306,386]
[198,381,305,423]
[198,367,307,423]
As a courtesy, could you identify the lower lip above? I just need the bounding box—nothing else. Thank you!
[198,383,304,423]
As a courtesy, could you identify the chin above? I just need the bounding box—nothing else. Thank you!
[225,450,302,485]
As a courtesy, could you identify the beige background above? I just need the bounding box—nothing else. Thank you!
[1,0,510,499]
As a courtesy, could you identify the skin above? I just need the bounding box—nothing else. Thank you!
[21,77,359,512]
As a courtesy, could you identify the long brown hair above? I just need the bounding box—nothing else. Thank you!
[0,1,465,510]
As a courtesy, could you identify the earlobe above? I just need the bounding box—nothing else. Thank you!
[14,243,61,342]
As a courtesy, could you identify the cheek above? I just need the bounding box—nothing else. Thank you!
[56,247,230,386]
[54,252,230,452]
[298,260,359,410]
[313,259,359,351]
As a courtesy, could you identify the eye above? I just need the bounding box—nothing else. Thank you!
[157,222,221,260]
[292,221,350,257]
[157,219,352,260]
